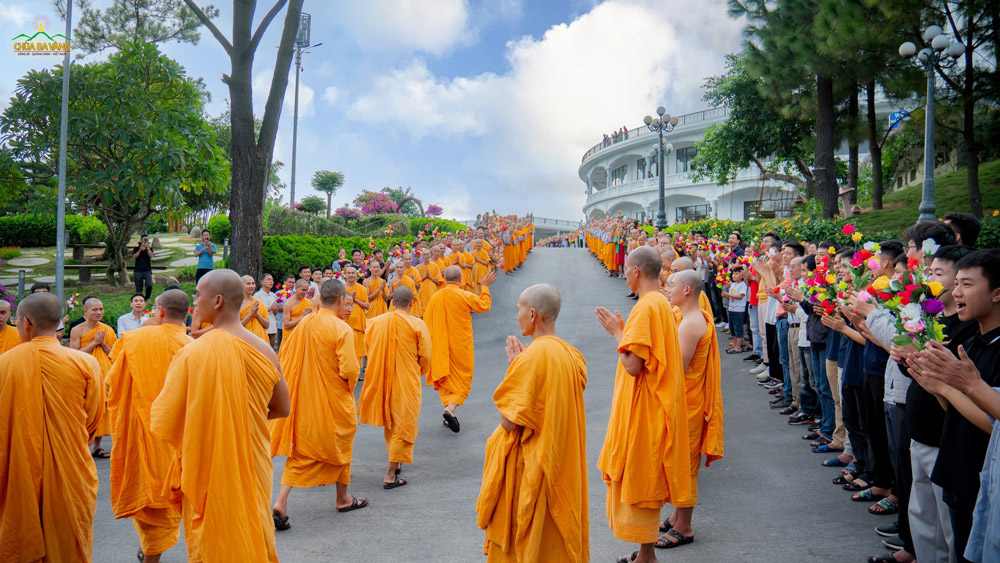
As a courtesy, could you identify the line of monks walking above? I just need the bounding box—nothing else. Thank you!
[0,227,724,563]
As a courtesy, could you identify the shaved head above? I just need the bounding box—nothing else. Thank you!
[662,249,677,261]
[17,292,62,331]
[83,297,103,310]
[320,278,346,306]
[295,278,310,290]
[671,256,695,272]
[626,246,662,280]
[443,266,462,283]
[392,286,414,309]
[673,270,703,297]
[519,284,561,322]
[157,289,190,321]
[199,269,244,314]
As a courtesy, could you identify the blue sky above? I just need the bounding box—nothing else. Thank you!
[0,0,744,220]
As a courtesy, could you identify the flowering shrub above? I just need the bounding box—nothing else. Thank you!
[334,206,363,221]
[354,191,399,216]
[426,204,443,217]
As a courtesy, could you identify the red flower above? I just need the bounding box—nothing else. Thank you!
[858,249,872,260]
[842,224,856,235]
[907,257,920,270]
[876,291,893,300]
[850,257,863,268]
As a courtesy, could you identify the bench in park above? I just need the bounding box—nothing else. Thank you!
[68,243,107,261]
[63,264,167,283]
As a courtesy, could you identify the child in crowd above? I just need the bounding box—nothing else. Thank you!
[723,266,748,353]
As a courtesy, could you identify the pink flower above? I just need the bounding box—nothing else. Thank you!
[866,258,880,271]
[841,224,856,235]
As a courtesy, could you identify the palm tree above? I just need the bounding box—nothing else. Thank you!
[312,170,345,218]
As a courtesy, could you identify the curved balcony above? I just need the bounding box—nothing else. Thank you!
[585,166,767,205]
[580,107,731,165]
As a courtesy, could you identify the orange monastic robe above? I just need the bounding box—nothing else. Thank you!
[424,284,492,406]
[672,307,724,508]
[457,251,475,291]
[358,310,430,464]
[81,321,118,436]
[271,309,359,487]
[106,324,191,555]
[473,248,490,294]
[597,291,691,544]
[150,330,282,563]
[0,325,21,354]
[417,261,444,316]
[241,297,269,343]
[365,277,388,319]
[0,337,103,563]
[699,292,713,319]
[388,275,417,313]
[283,297,311,335]
[345,283,368,360]
[477,336,589,563]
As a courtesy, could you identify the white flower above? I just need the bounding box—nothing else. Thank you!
[922,238,940,256]
[864,241,878,252]
[900,303,922,321]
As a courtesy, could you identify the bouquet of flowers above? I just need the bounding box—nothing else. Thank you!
[870,258,947,350]
[805,254,844,314]
[65,293,80,312]
[143,309,156,320]
[843,226,880,292]
[274,283,292,305]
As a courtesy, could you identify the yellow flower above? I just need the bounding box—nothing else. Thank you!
[826,273,837,284]
[852,232,863,243]
[828,246,836,255]
[926,281,944,297]
[872,276,890,291]
[993,210,999,217]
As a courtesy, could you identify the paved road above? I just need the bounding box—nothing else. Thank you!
[93,248,887,562]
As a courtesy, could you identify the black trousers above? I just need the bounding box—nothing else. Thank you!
[842,383,870,478]
[943,491,976,563]
[195,268,212,283]
[133,270,153,300]
[863,373,894,489]
[765,323,782,381]
[891,404,915,554]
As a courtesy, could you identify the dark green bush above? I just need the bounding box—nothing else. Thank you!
[265,207,358,237]
[0,246,21,260]
[206,213,231,242]
[352,214,410,236]
[0,214,106,247]
[263,235,417,279]
[176,265,197,280]
[408,218,469,236]
[978,215,1000,249]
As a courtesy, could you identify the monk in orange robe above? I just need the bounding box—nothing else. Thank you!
[477,284,589,562]
[655,270,724,549]
[668,257,713,317]
[282,278,314,335]
[389,260,418,311]
[70,296,118,458]
[358,286,430,488]
[0,299,21,354]
[472,238,491,294]
[342,265,369,364]
[424,266,495,432]
[240,275,270,342]
[364,260,389,319]
[403,252,422,293]
[595,247,691,563]
[270,279,367,529]
[106,289,193,563]
[417,248,444,316]
[0,292,104,563]
[457,246,475,291]
[150,270,290,563]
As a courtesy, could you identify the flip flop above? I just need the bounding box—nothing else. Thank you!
[616,551,638,563]
[822,456,849,467]
[654,529,694,549]
[337,496,369,513]
[443,411,460,433]
[852,488,886,502]
[137,548,144,562]
[272,513,291,531]
[92,448,110,459]
[868,497,898,515]
[383,476,407,490]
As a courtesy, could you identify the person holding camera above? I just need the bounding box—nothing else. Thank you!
[133,233,154,300]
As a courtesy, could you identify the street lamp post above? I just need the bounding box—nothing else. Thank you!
[644,107,678,230]
[899,26,964,223]
[289,13,322,208]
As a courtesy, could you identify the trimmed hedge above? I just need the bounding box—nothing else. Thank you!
[408,218,468,236]
[206,213,231,242]
[0,214,106,247]
[659,215,900,246]
[265,207,358,238]
[262,235,417,280]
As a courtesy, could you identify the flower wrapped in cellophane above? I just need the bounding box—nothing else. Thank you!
[870,257,947,350]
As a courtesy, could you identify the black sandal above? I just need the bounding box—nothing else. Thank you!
[802,431,820,441]
[337,496,368,512]
[443,411,460,433]
[92,448,110,459]
[273,513,291,531]
[654,529,694,549]
[137,548,144,562]
[659,519,672,533]
[616,551,637,563]
[832,473,857,485]
[383,476,407,489]
[868,553,896,562]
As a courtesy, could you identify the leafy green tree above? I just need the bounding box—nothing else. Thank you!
[298,195,325,215]
[0,41,228,286]
[384,186,426,218]
[311,170,344,218]
[181,0,305,280]
[58,0,218,55]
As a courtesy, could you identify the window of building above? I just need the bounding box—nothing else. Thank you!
[636,158,646,180]
[744,200,760,220]
[676,146,697,174]
[610,164,628,187]
[676,204,709,223]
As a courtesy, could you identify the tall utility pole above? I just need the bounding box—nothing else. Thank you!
[55,0,73,302]
[289,12,311,208]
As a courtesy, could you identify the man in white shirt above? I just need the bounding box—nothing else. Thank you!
[254,273,280,349]
[116,293,146,335]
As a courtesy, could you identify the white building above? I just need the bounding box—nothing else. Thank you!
[580,102,901,223]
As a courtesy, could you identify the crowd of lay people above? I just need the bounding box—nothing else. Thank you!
[581,212,1000,563]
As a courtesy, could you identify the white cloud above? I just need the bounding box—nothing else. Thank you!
[322,86,341,105]
[326,0,471,56]
[345,0,743,217]
[0,4,30,28]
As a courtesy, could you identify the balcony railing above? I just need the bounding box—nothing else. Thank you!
[580,106,732,164]
[586,165,765,205]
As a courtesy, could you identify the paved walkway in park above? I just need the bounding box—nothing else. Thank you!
[92,248,886,562]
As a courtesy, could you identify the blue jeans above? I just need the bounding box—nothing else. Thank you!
[798,346,818,414]
[777,317,791,402]
[728,311,746,338]
[811,345,835,438]
[748,304,762,356]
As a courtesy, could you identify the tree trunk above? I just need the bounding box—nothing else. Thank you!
[814,74,839,218]
[848,89,858,205]
[866,81,884,210]
[99,211,133,288]
[326,192,332,218]
[963,42,982,218]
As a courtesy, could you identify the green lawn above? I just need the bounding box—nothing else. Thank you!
[851,160,1000,234]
